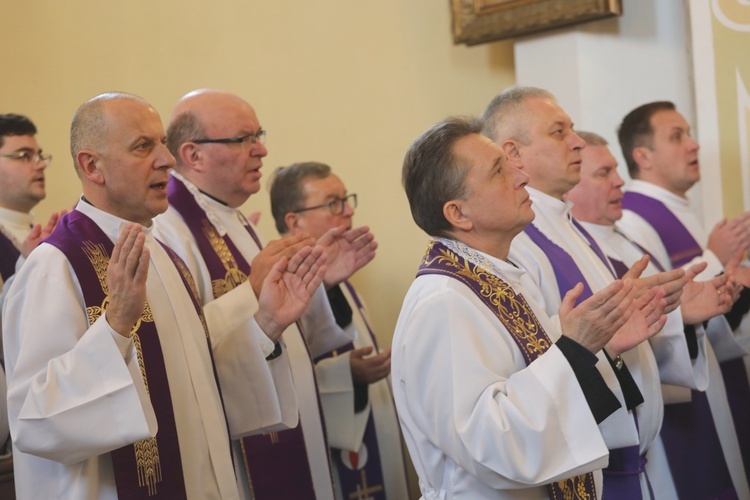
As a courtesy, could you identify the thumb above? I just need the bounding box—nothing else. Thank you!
[559,282,584,318]
[725,250,743,275]
[623,254,649,280]
[351,346,374,359]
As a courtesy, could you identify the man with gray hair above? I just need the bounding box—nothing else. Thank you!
[392,115,665,498]
[3,92,326,499]
[482,86,698,499]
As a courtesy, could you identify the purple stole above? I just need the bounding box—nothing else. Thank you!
[522,221,647,500]
[621,192,702,267]
[0,229,20,282]
[312,281,393,500]
[167,175,320,499]
[623,190,741,498]
[44,210,188,499]
[417,240,597,499]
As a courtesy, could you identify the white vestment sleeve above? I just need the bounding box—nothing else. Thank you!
[2,244,156,464]
[315,351,370,451]
[394,279,609,493]
[299,286,355,358]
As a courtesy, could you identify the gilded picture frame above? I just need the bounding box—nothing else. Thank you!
[451,0,623,46]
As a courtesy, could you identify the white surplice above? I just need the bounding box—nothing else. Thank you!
[578,219,713,499]
[509,187,663,497]
[322,282,409,499]
[154,174,354,500]
[0,206,32,448]
[618,179,750,498]
[2,200,238,499]
[392,239,610,499]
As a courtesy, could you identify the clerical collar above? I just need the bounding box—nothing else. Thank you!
[198,189,229,206]
[81,195,95,207]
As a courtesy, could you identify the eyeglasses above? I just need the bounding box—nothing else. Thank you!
[294,194,357,215]
[0,151,52,164]
[191,129,266,148]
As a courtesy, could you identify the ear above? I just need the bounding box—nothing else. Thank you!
[632,146,651,171]
[501,140,522,167]
[179,142,203,171]
[284,212,302,235]
[76,149,105,185]
[443,199,473,232]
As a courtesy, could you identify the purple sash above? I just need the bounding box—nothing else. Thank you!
[621,192,702,267]
[417,240,597,499]
[622,191,748,494]
[523,223,594,306]
[168,175,320,498]
[0,230,20,282]
[44,210,187,499]
[520,224,646,499]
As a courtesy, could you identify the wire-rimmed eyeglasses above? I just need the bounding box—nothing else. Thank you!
[0,151,52,164]
[293,194,357,216]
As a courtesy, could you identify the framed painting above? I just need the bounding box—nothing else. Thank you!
[451,0,623,46]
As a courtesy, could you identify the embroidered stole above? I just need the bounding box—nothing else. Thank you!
[167,175,318,499]
[417,240,597,500]
[521,224,647,500]
[313,282,389,500]
[622,192,740,498]
[44,210,187,499]
[0,229,20,282]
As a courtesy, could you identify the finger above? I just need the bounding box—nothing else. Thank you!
[286,246,314,274]
[685,262,708,280]
[559,283,585,318]
[725,250,743,275]
[123,232,147,278]
[26,223,42,240]
[342,225,371,243]
[134,247,150,284]
[265,255,288,285]
[306,265,327,293]
[622,255,649,280]
[351,346,374,358]
[111,224,136,264]
[301,252,327,287]
[316,226,345,247]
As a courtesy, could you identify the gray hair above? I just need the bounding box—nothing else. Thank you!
[480,86,555,144]
[576,130,608,147]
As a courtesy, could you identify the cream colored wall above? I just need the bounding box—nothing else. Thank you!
[1,1,514,346]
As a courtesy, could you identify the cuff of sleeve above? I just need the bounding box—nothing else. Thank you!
[103,312,135,359]
[556,336,621,423]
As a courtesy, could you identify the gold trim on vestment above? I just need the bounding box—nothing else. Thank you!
[201,219,249,297]
[81,239,162,496]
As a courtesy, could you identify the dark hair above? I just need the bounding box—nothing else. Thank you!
[0,114,37,148]
[618,101,675,178]
[269,162,332,234]
[402,116,482,237]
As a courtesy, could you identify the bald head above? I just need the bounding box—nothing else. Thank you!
[167,89,258,168]
[70,92,148,173]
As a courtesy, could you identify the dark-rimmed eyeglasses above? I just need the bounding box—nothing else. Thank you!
[191,129,266,148]
[293,194,357,216]
[0,151,52,165]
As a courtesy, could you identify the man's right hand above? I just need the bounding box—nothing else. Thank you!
[558,279,636,354]
[106,224,150,338]
[249,233,315,298]
[707,212,750,265]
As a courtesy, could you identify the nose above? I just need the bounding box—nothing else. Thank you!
[569,131,586,151]
[156,143,176,170]
[687,135,700,152]
[251,140,268,158]
[342,199,355,216]
[612,169,625,188]
[35,157,48,171]
[512,165,530,187]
